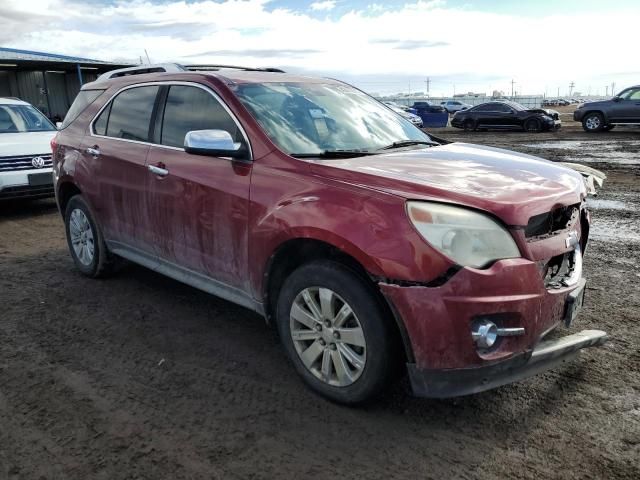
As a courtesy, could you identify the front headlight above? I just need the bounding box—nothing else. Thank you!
[407,202,521,268]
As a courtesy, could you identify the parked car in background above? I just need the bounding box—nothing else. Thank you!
[440,100,471,113]
[383,101,418,115]
[574,85,640,132]
[411,101,446,113]
[52,65,605,404]
[385,103,423,127]
[0,97,57,200]
[451,100,561,132]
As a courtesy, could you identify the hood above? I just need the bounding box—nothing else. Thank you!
[527,108,558,118]
[0,131,56,157]
[310,142,586,226]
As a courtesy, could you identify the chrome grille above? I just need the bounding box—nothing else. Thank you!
[0,154,53,172]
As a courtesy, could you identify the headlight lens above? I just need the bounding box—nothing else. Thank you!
[407,201,521,268]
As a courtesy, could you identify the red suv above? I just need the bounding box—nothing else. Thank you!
[52,65,606,404]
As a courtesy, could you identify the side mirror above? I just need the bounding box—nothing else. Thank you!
[613,96,622,102]
[56,122,62,129]
[184,130,248,159]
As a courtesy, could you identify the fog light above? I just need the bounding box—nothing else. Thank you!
[471,320,498,349]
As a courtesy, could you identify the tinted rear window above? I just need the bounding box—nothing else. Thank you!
[105,86,159,141]
[61,89,104,129]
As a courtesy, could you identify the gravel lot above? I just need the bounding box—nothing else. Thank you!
[1,125,638,479]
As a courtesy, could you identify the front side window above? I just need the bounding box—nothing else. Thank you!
[494,104,512,113]
[620,88,640,100]
[233,82,431,155]
[160,85,241,148]
[472,104,491,112]
[0,104,55,133]
[103,86,159,141]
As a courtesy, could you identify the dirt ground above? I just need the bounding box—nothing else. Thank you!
[1,125,638,479]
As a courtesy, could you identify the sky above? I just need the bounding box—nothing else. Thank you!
[1,0,639,97]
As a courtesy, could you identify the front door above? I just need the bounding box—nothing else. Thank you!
[145,84,252,290]
[609,87,640,123]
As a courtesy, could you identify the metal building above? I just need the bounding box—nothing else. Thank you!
[0,47,131,120]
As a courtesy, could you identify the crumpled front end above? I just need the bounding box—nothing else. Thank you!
[380,202,607,397]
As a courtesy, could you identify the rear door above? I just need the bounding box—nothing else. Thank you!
[83,84,160,256]
[144,83,252,290]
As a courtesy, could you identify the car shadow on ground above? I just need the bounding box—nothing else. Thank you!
[0,198,58,219]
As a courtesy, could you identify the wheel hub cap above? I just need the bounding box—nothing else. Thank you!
[69,208,95,266]
[289,287,367,387]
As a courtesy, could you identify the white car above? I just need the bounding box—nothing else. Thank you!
[440,100,471,113]
[385,103,424,127]
[0,98,56,200]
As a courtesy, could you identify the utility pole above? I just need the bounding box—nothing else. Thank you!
[611,82,616,96]
[425,77,430,97]
[510,79,516,99]
[569,81,575,97]
[557,86,560,98]
[605,86,609,96]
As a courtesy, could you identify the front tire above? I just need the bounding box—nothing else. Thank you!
[463,119,476,131]
[524,118,542,132]
[64,195,116,278]
[582,112,604,132]
[276,261,397,404]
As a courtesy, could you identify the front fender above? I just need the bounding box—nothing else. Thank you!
[247,164,452,300]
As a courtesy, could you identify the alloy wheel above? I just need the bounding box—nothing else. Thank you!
[69,208,95,266]
[289,287,367,387]
[585,116,601,130]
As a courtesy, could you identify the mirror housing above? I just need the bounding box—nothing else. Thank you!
[613,96,622,102]
[56,122,62,129]
[184,130,248,159]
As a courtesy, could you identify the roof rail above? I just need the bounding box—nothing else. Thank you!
[94,63,187,82]
[184,64,285,73]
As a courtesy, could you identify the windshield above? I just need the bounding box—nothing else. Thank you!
[0,104,56,133]
[233,82,431,155]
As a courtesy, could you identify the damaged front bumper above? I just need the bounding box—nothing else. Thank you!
[407,329,607,398]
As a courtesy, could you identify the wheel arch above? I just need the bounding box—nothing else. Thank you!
[262,237,414,364]
[56,181,82,217]
[582,109,609,123]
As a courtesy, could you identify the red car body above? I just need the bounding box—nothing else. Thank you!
[52,70,606,399]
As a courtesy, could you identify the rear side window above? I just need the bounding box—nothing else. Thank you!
[104,86,159,141]
[61,89,105,129]
[160,85,240,148]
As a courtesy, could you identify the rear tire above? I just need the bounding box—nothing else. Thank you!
[582,112,604,132]
[275,260,397,404]
[64,195,117,278]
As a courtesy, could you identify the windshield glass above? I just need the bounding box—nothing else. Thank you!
[233,82,431,155]
[0,104,55,133]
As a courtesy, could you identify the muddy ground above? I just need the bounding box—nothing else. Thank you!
[0,125,638,479]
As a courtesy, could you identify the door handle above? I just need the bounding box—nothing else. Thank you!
[86,146,101,157]
[148,164,169,177]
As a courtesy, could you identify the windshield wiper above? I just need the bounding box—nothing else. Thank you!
[291,150,377,159]
[378,140,438,150]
